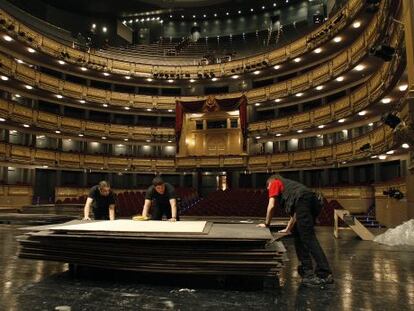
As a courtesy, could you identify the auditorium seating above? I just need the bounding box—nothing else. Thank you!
[98,21,312,65]
[182,189,288,217]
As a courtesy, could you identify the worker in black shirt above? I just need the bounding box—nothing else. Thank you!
[83,181,116,220]
[258,174,333,287]
[142,176,178,221]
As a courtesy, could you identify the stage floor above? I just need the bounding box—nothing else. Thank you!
[2,225,414,310]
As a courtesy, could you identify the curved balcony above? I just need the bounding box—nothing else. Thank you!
[0,116,404,172]
[248,35,404,138]
[0,3,390,112]
[0,0,365,77]
[0,98,175,142]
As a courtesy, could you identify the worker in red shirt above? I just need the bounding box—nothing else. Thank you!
[258,174,333,287]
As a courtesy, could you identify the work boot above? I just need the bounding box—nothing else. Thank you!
[301,274,334,288]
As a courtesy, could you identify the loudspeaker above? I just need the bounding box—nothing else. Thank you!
[382,113,401,129]
[370,45,395,61]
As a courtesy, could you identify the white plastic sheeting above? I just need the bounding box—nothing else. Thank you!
[374,219,414,246]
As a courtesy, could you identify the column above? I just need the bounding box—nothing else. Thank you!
[403,0,414,219]
[348,166,355,185]
[321,169,329,187]
[373,163,381,183]
[56,170,62,187]
[179,174,185,187]
[232,171,240,189]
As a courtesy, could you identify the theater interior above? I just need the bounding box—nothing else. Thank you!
[0,0,414,309]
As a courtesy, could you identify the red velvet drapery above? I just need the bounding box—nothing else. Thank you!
[175,95,248,152]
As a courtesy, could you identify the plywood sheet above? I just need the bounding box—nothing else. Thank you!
[49,219,208,234]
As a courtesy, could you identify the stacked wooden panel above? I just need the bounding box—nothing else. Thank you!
[17,220,285,278]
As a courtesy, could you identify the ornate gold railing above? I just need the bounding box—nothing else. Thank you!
[0,98,174,140]
[0,4,386,111]
[0,0,363,76]
[0,121,395,171]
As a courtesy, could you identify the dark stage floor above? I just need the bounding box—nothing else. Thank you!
[1,224,414,310]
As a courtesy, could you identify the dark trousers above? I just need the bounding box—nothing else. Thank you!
[292,193,331,278]
[93,207,109,220]
[151,205,179,221]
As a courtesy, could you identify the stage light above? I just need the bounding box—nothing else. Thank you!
[25,85,33,90]
[274,65,280,70]
[0,75,9,81]
[316,85,324,90]
[379,155,387,160]
[58,60,66,65]
[333,36,342,43]
[103,72,110,76]
[358,110,367,116]
[370,45,395,61]
[314,48,322,54]
[80,67,87,71]
[336,76,344,82]
[318,125,325,129]
[402,143,410,149]
[294,57,301,63]
[79,100,86,104]
[338,118,345,123]
[386,150,394,155]
[382,113,401,129]
[27,47,36,53]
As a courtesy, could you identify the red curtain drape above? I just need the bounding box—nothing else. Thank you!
[175,95,248,153]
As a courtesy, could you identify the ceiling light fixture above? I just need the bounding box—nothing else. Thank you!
[3,35,13,42]
[353,21,361,28]
[354,64,365,71]
[398,84,408,91]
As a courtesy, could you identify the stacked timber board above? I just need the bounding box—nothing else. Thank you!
[17,220,285,277]
[0,213,77,225]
